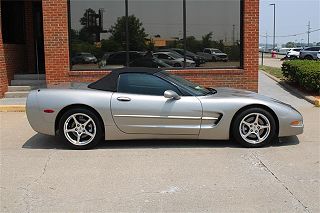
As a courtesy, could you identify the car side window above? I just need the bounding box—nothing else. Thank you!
[158,54,168,59]
[117,73,180,96]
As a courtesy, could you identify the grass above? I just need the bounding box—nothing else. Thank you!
[259,65,284,79]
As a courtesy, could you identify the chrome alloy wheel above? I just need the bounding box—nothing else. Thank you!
[239,113,271,144]
[63,113,96,146]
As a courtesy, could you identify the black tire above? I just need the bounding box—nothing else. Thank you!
[232,108,277,148]
[212,57,217,62]
[174,63,181,67]
[304,55,313,60]
[59,108,103,149]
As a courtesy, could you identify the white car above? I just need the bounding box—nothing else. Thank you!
[286,48,302,59]
[153,52,196,67]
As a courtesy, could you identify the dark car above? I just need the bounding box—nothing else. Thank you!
[71,52,98,65]
[170,48,206,66]
[107,51,144,66]
[299,46,320,60]
[129,57,172,68]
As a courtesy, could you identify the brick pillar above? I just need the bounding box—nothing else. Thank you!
[0,3,9,98]
[42,0,70,84]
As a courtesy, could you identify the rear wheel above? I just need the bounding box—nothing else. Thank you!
[304,55,313,60]
[232,108,276,148]
[59,108,103,149]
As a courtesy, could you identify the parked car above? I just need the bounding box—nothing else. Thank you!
[71,52,97,65]
[99,52,114,67]
[107,51,144,66]
[153,52,196,67]
[286,48,303,59]
[169,48,206,67]
[129,57,172,68]
[26,67,304,149]
[299,46,320,60]
[197,48,228,62]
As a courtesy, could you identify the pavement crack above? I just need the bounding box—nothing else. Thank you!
[252,152,310,213]
[34,150,57,184]
[17,150,57,212]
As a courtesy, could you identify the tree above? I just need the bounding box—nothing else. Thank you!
[186,36,201,52]
[79,8,100,43]
[202,32,213,48]
[285,41,295,48]
[109,15,148,51]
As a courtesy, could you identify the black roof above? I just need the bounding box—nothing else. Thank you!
[88,67,162,92]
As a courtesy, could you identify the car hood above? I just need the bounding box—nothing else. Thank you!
[204,87,288,104]
[214,53,227,56]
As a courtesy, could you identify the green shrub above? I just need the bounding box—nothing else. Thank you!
[282,60,320,93]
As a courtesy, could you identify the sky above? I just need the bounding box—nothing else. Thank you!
[259,0,320,46]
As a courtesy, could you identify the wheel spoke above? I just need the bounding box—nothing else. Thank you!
[254,114,259,124]
[72,115,79,125]
[84,130,94,138]
[65,128,76,133]
[76,134,81,144]
[242,121,251,127]
[243,131,252,138]
[83,118,93,127]
[255,132,261,142]
[259,125,270,129]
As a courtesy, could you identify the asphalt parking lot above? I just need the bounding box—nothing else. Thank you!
[0,73,319,212]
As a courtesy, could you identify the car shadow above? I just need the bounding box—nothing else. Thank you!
[22,133,300,150]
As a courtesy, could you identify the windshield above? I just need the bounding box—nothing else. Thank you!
[154,58,172,67]
[168,52,183,59]
[214,49,222,53]
[82,53,94,57]
[159,71,214,96]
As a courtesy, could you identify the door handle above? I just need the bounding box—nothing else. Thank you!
[117,97,131,102]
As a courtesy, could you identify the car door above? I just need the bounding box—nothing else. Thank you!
[111,73,202,135]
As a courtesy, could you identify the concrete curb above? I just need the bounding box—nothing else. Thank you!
[0,105,26,112]
[261,70,320,107]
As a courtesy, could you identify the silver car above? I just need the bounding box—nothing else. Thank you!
[299,46,320,60]
[153,52,196,67]
[26,68,303,149]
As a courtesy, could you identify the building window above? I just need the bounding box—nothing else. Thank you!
[1,1,26,44]
[68,0,242,70]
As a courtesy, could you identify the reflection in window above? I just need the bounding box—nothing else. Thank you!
[69,0,242,70]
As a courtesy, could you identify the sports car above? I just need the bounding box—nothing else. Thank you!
[26,67,303,149]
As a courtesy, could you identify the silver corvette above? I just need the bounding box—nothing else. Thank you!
[26,67,303,149]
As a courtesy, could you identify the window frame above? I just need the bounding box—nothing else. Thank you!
[67,0,244,71]
[116,73,183,96]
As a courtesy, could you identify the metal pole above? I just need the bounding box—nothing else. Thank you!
[232,24,235,45]
[125,0,129,67]
[183,0,186,68]
[265,32,268,51]
[307,21,310,46]
[270,4,276,50]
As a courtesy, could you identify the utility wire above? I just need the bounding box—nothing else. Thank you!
[259,28,320,38]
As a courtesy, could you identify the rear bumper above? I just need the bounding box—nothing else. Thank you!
[26,91,55,136]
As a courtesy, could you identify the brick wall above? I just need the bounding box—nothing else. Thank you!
[42,0,259,91]
[0,2,6,98]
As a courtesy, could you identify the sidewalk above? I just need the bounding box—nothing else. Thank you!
[258,71,313,109]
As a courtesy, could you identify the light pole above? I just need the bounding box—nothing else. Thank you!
[301,39,304,48]
[270,3,276,50]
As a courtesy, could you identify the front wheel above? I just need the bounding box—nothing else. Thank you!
[232,108,277,148]
[59,108,103,149]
